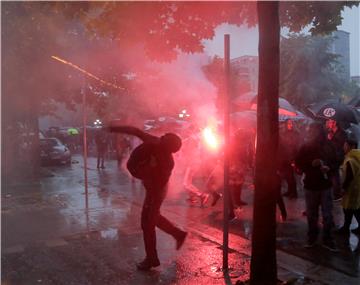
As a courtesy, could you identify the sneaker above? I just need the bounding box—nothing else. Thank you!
[176,231,187,250]
[228,210,236,221]
[281,212,287,222]
[211,192,222,207]
[335,226,350,236]
[136,258,160,271]
[304,239,317,248]
[322,240,338,252]
[351,227,360,235]
[200,193,210,207]
[333,195,342,202]
[238,200,248,206]
[186,197,197,204]
[288,194,298,200]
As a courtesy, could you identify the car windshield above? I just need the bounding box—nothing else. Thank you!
[40,138,60,147]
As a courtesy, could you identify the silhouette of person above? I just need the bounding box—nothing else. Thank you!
[336,135,360,236]
[108,122,187,270]
[325,119,347,201]
[295,123,338,251]
[95,129,108,169]
[279,119,301,199]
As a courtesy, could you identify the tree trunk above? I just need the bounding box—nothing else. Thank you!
[250,2,280,285]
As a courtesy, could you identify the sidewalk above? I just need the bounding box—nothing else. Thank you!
[3,193,359,285]
[2,156,359,284]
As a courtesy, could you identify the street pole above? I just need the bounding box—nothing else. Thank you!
[223,34,230,271]
[82,86,89,208]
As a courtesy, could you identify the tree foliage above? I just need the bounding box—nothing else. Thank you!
[280,33,360,109]
[280,34,346,108]
[3,1,357,118]
[78,1,358,61]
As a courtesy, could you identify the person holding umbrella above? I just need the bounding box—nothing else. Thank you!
[295,122,338,251]
[325,119,347,201]
[316,102,358,201]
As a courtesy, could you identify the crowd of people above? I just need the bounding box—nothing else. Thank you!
[178,118,360,253]
[105,117,359,270]
[46,117,359,270]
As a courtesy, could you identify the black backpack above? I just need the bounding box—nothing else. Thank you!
[127,143,156,180]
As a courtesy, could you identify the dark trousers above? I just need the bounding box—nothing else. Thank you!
[343,208,360,229]
[229,183,243,209]
[141,181,183,261]
[277,195,287,219]
[281,163,297,196]
[330,171,342,199]
[97,149,105,167]
[305,188,334,241]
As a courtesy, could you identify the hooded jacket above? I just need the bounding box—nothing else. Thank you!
[341,149,360,209]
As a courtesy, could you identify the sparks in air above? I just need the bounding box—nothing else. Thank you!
[51,55,125,90]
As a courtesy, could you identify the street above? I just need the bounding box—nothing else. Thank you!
[2,154,360,285]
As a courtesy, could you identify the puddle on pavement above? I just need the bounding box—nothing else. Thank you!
[100,228,119,240]
[201,263,245,279]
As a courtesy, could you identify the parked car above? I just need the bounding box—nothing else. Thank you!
[40,138,71,165]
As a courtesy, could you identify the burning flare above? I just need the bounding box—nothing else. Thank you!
[202,126,220,151]
[51,55,125,90]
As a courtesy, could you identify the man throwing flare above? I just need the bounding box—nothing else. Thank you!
[107,121,187,271]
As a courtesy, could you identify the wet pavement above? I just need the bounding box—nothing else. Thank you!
[2,154,360,284]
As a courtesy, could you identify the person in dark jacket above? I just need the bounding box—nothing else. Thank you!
[95,129,109,169]
[295,122,338,251]
[108,123,187,270]
[228,129,252,219]
[325,119,347,201]
[279,119,301,199]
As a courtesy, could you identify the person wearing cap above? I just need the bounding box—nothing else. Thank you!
[325,119,347,201]
[108,123,187,271]
[295,122,338,251]
[336,135,360,236]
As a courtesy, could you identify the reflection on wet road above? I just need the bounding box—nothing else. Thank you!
[2,154,360,282]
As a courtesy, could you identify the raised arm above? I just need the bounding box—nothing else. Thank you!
[108,124,156,143]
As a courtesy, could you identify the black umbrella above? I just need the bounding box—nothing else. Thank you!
[347,124,360,144]
[348,96,360,108]
[306,98,341,118]
[316,102,358,128]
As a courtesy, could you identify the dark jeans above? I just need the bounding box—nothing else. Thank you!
[343,208,360,229]
[141,181,183,261]
[281,163,297,196]
[305,188,334,241]
[330,171,341,199]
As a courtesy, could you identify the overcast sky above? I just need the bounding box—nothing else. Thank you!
[203,6,359,76]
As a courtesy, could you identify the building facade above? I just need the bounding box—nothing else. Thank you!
[329,30,351,81]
